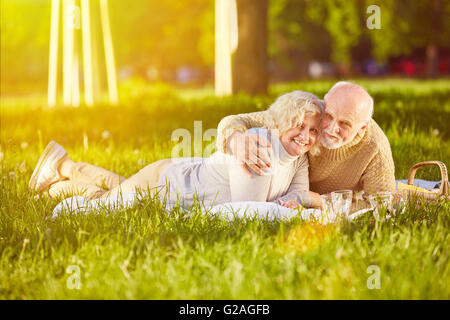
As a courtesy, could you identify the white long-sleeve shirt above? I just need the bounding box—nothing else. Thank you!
[157,127,311,208]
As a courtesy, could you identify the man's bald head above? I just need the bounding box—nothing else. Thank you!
[324,81,373,123]
[320,82,374,149]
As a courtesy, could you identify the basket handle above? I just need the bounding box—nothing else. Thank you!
[407,161,449,196]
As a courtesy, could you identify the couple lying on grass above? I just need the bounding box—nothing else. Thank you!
[29,81,396,211]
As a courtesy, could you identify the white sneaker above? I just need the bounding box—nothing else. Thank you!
[29,141,67,192]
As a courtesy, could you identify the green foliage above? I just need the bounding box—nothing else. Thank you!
[3,0,450,95]
[366,0,450,62]
[317,0,362,65]
[1,0,51,89]
[268,0,332,64]
[1,0,214,93]
[1,79,449,299]
[111,0,214,71]
[269,0,450,68]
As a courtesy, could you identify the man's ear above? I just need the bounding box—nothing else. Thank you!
[358,121,369,134]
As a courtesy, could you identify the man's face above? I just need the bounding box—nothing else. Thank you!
[320,89,369,149]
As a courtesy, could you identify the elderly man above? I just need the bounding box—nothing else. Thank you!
[216,81,396,204]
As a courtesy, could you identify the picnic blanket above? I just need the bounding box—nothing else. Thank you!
[396,179,441,191]
[52,179,436,223]
[51,192,371,224]
[51,194,323,221]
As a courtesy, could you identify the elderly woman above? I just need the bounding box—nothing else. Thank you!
[29,90,323,208]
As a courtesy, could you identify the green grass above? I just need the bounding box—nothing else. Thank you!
[1,78,449,299]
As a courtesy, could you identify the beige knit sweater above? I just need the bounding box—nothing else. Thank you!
[216,110,396,194]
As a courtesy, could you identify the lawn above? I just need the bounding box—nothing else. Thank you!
[0,78,449,299]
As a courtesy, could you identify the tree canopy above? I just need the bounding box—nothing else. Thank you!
[2,0,449,93]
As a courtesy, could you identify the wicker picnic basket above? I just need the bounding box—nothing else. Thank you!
[395,161,449,201]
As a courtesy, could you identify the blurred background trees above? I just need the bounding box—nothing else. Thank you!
[233,0,268,95]
[1,0,450,95]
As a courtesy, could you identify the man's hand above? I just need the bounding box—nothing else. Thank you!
[281,193,322,209]
[228,131,272,178]
[309,191,322,208]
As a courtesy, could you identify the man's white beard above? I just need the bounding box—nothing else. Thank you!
[320,130,350,149]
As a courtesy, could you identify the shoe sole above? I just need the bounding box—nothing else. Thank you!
[29,141,65,192]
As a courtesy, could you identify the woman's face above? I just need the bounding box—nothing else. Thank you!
[280,113,321,156]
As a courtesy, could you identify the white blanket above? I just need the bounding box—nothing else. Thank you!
[52,177,424,222]
[51,192,372,224]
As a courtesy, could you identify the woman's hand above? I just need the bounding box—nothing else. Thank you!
[281,200,302,209]
[309,191,322,208]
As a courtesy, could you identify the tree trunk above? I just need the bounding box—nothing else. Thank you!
[426,43,438,78]
[426,0,441,78]
[232,0,268,95]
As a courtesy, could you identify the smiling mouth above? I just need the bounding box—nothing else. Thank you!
[325,133,338,140]
[293,138,308,147]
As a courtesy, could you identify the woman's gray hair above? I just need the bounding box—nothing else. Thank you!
[266,90,323,155]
